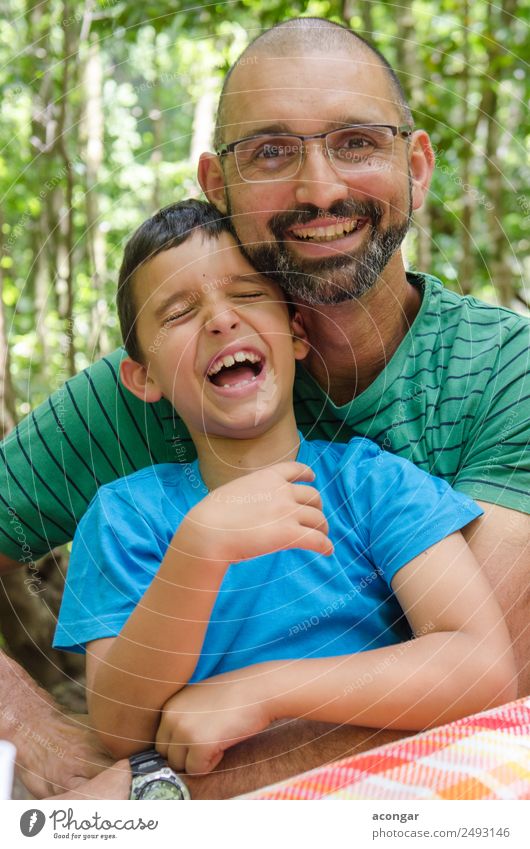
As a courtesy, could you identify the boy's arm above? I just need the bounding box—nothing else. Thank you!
[86,530,229,759]
[156,530,517,775]
[87,461,332,759]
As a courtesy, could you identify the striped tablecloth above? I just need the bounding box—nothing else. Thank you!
[242,698,530,800]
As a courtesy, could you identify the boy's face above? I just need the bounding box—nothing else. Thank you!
[120,231,309,440]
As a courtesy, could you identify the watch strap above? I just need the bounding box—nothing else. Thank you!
[129,749,167,777]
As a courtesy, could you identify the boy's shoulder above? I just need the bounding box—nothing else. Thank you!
[84,462,199,522]
[300,434,382,464]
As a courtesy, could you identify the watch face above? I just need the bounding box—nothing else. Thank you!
[137,778,186,800]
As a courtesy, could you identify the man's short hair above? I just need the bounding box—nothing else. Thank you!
[214,17,413,149]
[117,200,234,362]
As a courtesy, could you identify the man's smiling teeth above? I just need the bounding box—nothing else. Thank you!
[207,349,262,377]
[291,219,361,242]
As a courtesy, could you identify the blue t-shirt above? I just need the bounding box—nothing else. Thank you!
[54,435,483,681]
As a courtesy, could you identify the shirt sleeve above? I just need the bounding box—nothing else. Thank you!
[345,441,484,586]
[0,349,171,562]
[52,486,168,654]
[451,319,530,514]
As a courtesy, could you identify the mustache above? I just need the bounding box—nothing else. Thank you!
[268,200,383,240]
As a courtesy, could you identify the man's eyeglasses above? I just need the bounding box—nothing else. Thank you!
[216,124,413,183]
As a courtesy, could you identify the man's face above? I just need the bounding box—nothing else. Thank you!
[215,52,414,305]
[124,233,307,440]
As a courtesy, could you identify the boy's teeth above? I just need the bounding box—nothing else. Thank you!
[207,349,262,377]
[222,379,251,389]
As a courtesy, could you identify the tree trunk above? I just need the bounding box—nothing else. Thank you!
[340,0,374,35]
[485,1,516,306]
[457,0,474,295]
[0,212,17,439]
[394,0,433,271]
[189,84,217,174]
[55,0,78,377]
[82,34,109,356]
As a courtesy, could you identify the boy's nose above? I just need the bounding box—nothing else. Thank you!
[205,305,240,334]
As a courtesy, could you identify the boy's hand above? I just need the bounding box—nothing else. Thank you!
[178,462,333,564]
[155,667,275,775]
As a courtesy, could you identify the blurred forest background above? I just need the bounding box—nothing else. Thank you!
[0,0,528,700]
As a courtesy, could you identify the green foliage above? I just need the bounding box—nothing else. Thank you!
[0,0,528,418]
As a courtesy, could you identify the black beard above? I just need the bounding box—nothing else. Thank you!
[229,194,413,306]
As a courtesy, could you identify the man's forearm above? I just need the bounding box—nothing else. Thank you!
[0,651,58,755]
[0,651,112,798]
[184,719,409,799]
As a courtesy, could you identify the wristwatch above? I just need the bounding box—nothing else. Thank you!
[129,749,191,800]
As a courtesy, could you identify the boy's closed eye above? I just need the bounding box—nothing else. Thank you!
[163,291,272,325]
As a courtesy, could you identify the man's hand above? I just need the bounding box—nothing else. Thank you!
[1,651,112,798]
[46,759,131,801]
[179,462,333,565]
[156,668,274,775]
[14,711,114,798]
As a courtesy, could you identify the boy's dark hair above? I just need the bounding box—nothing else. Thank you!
[117,199,234,363]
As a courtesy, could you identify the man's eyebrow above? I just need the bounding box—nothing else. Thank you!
[231,122,293,139]
[232,116,385,140]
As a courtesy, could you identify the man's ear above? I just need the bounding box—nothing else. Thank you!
[198,152,228,214]
[408,130,435,211]
[120,357,163,403]
[290,310,311,361]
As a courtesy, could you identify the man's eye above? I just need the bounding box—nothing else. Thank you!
[343,134,372,149]
[232,292,266,299]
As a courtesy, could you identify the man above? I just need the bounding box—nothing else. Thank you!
[1,18,528,800]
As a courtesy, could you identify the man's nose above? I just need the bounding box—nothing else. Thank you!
[294,141,349,208]
[205,303,240,334]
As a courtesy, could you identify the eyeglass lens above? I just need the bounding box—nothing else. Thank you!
[234,126,396,181]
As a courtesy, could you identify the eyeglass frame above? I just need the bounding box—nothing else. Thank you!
[216,123,414,181]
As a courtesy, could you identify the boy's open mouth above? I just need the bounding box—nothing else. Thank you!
[206,349,265,389]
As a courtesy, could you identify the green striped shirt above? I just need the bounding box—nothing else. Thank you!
[1,273,528,561]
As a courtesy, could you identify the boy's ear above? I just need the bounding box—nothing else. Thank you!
[120,357,163,403]
[290,310,310,361]
[198,152,228,214]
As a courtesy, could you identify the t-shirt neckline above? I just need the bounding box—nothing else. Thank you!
[296,272,435,420]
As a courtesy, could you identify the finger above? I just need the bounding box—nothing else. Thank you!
[185,743,225,776]
[292,528,334,556]
[295,505,329,535]
[291,484,323,509]
[274,461,316,483]
[164,742,189,773]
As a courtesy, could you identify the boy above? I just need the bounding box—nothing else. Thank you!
[54,200,516,777]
